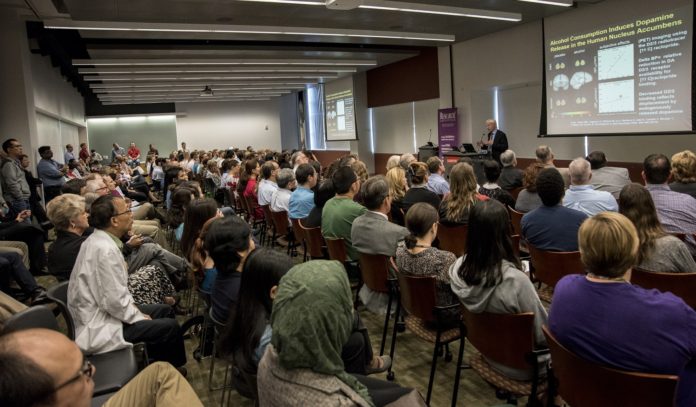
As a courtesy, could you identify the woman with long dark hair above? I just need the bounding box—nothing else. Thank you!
[449,199,548,381]
[205,216,256,323]
[619,183,696,272]
[180,198,219,259]
[237,158,263,219]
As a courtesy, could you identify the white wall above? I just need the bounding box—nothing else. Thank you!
[372,98,439,154]
[175,100,282,151]
[31,54,85,127]
[449,0,695,162]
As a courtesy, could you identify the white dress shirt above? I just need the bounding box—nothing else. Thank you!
[271,188,292,214]
[68,229,147,354]
[258,179,278,206]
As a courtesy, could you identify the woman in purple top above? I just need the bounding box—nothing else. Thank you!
[549,212,696,407]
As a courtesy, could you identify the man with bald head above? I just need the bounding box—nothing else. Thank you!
[0,328,202,406]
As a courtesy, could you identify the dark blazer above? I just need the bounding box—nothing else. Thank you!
[488,130,508,163]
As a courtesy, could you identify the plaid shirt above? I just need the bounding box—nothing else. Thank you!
[647,184,696,254]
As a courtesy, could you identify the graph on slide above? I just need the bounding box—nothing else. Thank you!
[598,79,635,113]
[598,44,634,80]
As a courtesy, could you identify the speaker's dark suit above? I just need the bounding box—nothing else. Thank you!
[486,129,508,163]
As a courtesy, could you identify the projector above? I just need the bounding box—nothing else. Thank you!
[325,0,363,10]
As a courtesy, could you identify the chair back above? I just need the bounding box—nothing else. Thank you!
[631,268,696,309]
[270,210,290,236]
[290,218,306,246]
[462,308,535,371]
[358,253,390,293]
[528,245,584,288]
[509,187,524,201]
[436,223,468,257]
[508,206,524,237]
[397,273,437,323]
[2,305,60,334]
[260,205,274,233]
[46,281,76,339]
[325,237,348,263]
[298,220,325,259]
[245,195,260,220]
[542,326,678,407]
[203,177,217,197]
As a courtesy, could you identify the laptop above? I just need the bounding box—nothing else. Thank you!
[460,143,477,153]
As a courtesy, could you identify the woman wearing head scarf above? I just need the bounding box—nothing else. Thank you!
[258,260,425,407]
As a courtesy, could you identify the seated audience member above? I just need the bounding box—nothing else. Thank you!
[400,153,417,187]
[549,212,696,406]
[397,203,458,324]
[643,153,696,254]
[257,160,279,207]
[515,163,545,213]
[270,168,295,214]
[385,166,408,225]
[68,195,186,367]
[62,178,86,195]
[189,217,220,292]
[290,150,310,172]
[288,163,317,220]
[522,168,588,252]
[0,209,46,275]
[402,162,441,214]
[19,154,50,226]
[586,150,631,199]
[180,198,220,260]
[669,150,696,199]
[167,188,195,240]
[238,158,264,220]
[301,179,333,229]
[619,183,696,272]
[258,260,416,406]
[322,166,366,261]
[0,251,45,303]
[563,157,618,216]
[0,329,203,407]
[352,176,409,313]
[351,161,369,204]
[439,162,488,226]
[450,199,548,380]
[478,160,515,208]
[535,145,570,187]
[206,216,255,324]
[103,174,163,222]
[426,156,449,196]
[385,155,400,172]
[498,149,524,191]
[163,166,188,209]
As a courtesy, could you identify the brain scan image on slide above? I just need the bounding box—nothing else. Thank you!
[570,72,593,89]
[552,74,570,91]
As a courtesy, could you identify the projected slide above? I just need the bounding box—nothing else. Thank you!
[544,1,693,135]
[324,76,357,141]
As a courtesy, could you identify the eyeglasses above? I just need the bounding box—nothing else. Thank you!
[112,209,132,218]
[10,144,21,149]
[54,358,93,391]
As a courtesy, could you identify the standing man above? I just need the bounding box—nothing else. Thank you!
[79,143,90,162]
[64,144,75,164]
[1,139,32,219]
[478,119,508,163]
[36,146,67,203]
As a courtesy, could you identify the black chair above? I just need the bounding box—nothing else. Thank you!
[2,305,60,333]
[46,282,140,397]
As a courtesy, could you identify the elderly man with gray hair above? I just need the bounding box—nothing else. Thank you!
[498,149,524,191]
[270,168,296,215]
[562,157,618,216]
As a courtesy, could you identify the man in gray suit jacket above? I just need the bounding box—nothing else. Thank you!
[586,151,631,199]
[352,176,408,258]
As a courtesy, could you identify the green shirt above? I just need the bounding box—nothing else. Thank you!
[106,231,124,250]
[321,196,366,261]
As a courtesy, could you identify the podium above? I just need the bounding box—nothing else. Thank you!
[418,145,439,162]
[442,151,488,185]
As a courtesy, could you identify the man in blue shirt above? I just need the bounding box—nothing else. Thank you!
[563,157,618,216]
[426,156,449,196]
[36,146,66,203]
[288,163,317,220]
[522,167,587,252]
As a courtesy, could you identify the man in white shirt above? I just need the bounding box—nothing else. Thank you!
[271,168,295,216]
[67,195,186,368]
[563,157,618,216]
[258,160,279,207]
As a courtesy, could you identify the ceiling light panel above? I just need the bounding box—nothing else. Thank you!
[83,73,339,81]
[93,86,305,93]
[73,58,377,66]
[90,81,314,88]
[78,66,357,74]
[517,0,573,6]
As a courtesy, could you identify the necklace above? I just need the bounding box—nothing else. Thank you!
[413,244,431,249]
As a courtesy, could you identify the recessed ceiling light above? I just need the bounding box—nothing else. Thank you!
[517,0,573,6]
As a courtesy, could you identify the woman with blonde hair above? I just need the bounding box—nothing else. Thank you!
[439,162,488,226]
[619,183,696,272]
[385,166,408,225]
[669,149,696,199]
[385,155,400,172]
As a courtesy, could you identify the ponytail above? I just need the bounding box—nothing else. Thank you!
[404,234,418,249]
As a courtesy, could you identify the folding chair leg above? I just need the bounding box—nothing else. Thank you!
[386,300,401,381]
[426,331,443,405]
[379,289,393,356]
[451,333,467,407]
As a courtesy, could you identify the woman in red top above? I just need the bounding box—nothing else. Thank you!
[238,158,264,220]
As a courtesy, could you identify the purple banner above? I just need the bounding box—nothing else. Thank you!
[437,108,459,159]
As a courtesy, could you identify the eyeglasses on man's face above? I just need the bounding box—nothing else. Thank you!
[54,358,93,392]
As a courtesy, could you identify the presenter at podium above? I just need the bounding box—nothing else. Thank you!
[477,119,508,163]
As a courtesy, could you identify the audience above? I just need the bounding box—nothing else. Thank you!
[535,145,570,187]
[2,139,32,219]
[563,157,618,216]
[402,162,441,215]
[385,166,408,225]
[522,168,588,251]
[586,150,631,199]
[619,183,696,272]
[0,205,46,275]
[396,203,458,324]
[68,195,186,368]
[18,154,50,228]
[270,168,295,214]
[425,156,449,196]
[288,163,317,220]
[514,162,545,213]
[478,160,515,208]
[322,166,366,261]
[669,149,696,199]
[450,199,548,380]
[0,251,45,303]
[385,154,400,171]
[549,212,696,406]
[36,145,66,203]
[303,179,335,229]
[439,162,488,226]
[498,149,524,191]
[643,153,696,254]
[258,160,279,207]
